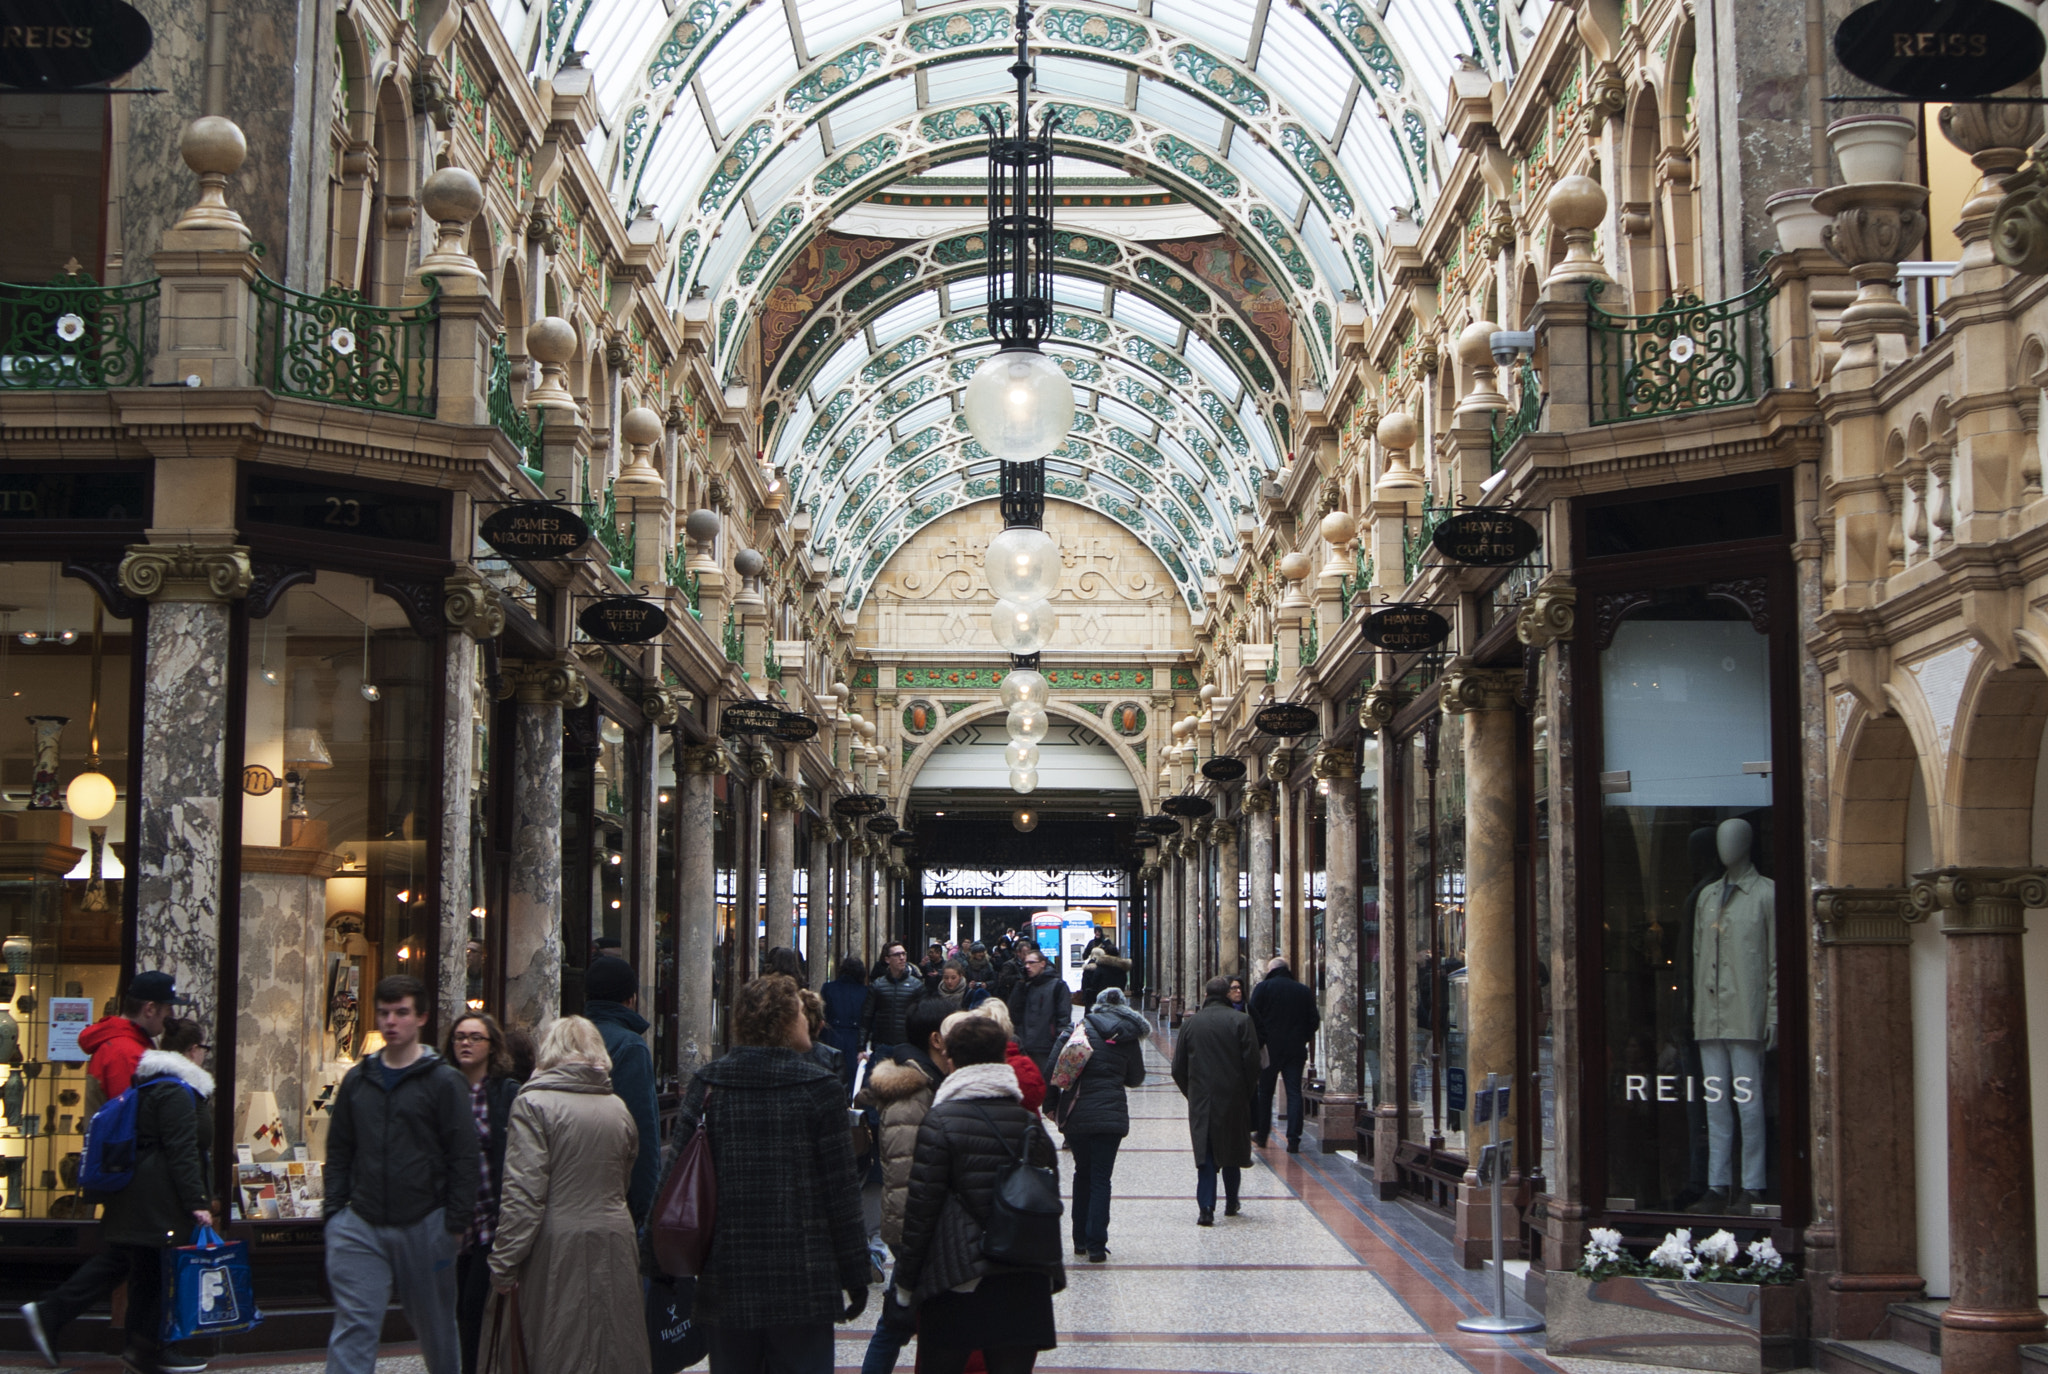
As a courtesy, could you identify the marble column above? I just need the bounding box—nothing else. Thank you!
[1218,817,1242,979]
[1244,783,1276,975]
[119,543,252,1040]
[1908,868,2048,1374]
[439,570,503,1027]
[1180,832,1202,1014]
[1157,844,1179,1020]
[1442,667,1521,1260]
[677,744,724,1074]
[1314,746,1362,1153]
[849,835,872,968]
[807,812,830,986]
[1813,888,1925,1339]
[497,659,587,1034]
[1187,829,1208,997]
[833,822,855,964]
[765,781,800,955]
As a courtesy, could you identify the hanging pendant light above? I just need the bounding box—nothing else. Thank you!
[359,583,381,702]
[64,599,115,824]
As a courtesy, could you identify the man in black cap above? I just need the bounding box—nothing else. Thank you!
[583,956,660,1224]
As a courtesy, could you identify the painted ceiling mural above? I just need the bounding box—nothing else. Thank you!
[1150,236,1293,383]
[761,233,905,368]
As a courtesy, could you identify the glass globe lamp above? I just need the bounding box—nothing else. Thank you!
[986,526,1060,602]
[1007,705,1048,744]
[1004,741,1039,770]
[1012,807,1039,832]
[962,348,1075,461]
[1009,767,1040,794]
[65,770,116,821]
[1000,668,1049,710]
[990,598,1055,656]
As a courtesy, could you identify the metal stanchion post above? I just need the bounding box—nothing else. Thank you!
[1456,1072,1544,1335]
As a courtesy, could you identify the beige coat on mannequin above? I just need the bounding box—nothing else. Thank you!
[485,1063,650,1374]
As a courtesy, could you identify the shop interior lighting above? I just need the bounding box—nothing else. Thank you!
[358,584,380,702]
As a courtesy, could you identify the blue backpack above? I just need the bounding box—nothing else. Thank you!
[80,1080,201,1194]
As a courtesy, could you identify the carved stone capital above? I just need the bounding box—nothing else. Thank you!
[1814,886,1915,946]
[770,782,804,814]
[443,570,505,640]
[1266,746,1302,778]
[681,743,726,776]
[640,685,687,727]
[1312,747,1359,781]
[1515,578,1577,649]
[1582,64,1627,136]
[1138,860,1162,880]
[1908,867,2048,935]
[1358,682,1408,731]
[1440,666,1522,714]
[118,544,253,603]
[1994,152,2048,273]
[497,658,589,709]
[1242,782,1274,815]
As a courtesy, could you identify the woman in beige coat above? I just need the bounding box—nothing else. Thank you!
[486,1015,650,1374]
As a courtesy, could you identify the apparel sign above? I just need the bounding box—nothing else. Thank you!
[864,814,899,835]
[772,712,819,743]
[479,501,591,559]
[833,793,887,817]
[1139,814,1181,835]
[1430,511,1541,567]
[1200,757,1247,783]
[1833,0,2045,99]
[1363,604,1452,652]
[719,700,783,736]
[1161,794,1213,818]
[0,0,153,89]
[577,596,667,644]
[1253,702,1318,736]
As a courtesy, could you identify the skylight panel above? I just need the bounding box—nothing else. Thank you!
[923,56,1014,105]
[1113,291,1179,344]
[1033,56,1128,107]
[828,76,917,146]
[1298,205,1354,294]
[1152,0,1254,59]
[639,106,716,226]
[588,2,675,119]
[1053,275,1106,311]
[1158,430,1202,475]
[814,338,864,394]
[945,278,987,314]
[1100,397,1154,433]
[773,395,813,467]
[1338,102,1414,222]
[796,0,895,57]
[1240,392,1280,468]
[1230,130,1302,220]
[1134,77,1228,151]
[1252,5,1352,140]
[701,3,798,134]
[1383,0,1465,121]
[1183,334,1239,399]
[897,396,952,433]
[747,126,823,209]
[491,0,530,47]
[872,290,941,343]
[697,209,757,289]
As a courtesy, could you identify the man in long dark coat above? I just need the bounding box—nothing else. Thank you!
[1171,976,1262,1226]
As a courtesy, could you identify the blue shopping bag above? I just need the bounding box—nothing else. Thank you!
[161,1224,263,1342]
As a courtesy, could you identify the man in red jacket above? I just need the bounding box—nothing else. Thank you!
[22,971,190,1371]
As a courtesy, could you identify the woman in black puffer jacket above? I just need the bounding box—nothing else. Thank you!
[892,1016,1063,1374]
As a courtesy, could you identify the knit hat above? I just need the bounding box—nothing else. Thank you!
[585,956,637,1003]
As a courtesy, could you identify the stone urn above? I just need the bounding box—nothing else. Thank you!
[1826,113,1918,185]
[1764,188,1830,251]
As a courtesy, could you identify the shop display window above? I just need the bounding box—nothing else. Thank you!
[1597,591,1778,1217]
[236,572,436,1179]
[1406,717,1468,1157]
[0,567,131,1219]
[0,94,107,284]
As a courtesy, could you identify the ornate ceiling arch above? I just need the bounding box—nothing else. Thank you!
[894,695,1158,814]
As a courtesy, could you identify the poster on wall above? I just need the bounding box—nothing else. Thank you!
[46,997,92,1061]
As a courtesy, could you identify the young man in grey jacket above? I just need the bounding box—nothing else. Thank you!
[323,975,479,1374]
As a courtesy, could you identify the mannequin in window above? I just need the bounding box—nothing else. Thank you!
[1687,817,1774,1216]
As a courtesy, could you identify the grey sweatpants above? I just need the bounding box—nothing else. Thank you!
[325,1205,462,1374]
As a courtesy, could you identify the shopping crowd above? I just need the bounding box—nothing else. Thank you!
[12,936,1324,1374]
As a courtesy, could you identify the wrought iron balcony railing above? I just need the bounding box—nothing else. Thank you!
[1588,276,1775,425]
[252,275,438,416]
[0,269,157,389]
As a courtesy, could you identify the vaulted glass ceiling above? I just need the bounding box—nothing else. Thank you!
[482,0,1550,608]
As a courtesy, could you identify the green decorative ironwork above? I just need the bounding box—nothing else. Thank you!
[1265,649,1279,682]
[1040,8,1149,51]
[664,543,702,619]
[722,608,743,665]
[594,485,634,577]
[1588,274,1776,425]
[1490,362,1542,467]
[763,636,781,681]
[1337,545,1374,608]
[487,336,545,478]
[1402,485,1453,584]
[1299,616,1320,667]
[784,43,883,113]
[252,275,438,416]
[0,268,157,389]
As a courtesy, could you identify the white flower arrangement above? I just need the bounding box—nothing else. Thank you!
[1645,1228,1703,1280]
[1744,1236,1791,1282]
[1578,1226,1633,1280]
[1576,1226,1796,1285]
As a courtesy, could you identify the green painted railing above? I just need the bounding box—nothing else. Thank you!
[487,336,545,479]
[1588,275,1775,425]
[1299,615,1320,668]
[1337,545,1374,609]
[253,275,438,416]
[1265,649,1278,682]
[722,608,743,665]
[1402,485,1452,584]
[594,485,634,578]
[1490,363,1542,466]
[763,636,781,681]
[665,544,702,619]
[0,269,157,389]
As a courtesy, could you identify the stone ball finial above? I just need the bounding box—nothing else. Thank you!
[1376,411,1417,452]
[1458,320,1502,369]
[526,316,577,365]
[684,508,722,544]
[1198,682,1218,703]
[1547,175,1607,233]
[181,117,248,177]
[733,548,765,579]
[832,680,851,702]
[1279,551,1312,582]
[421,166,485,226]
[621,405,664,448]
[1320,510,1357,546]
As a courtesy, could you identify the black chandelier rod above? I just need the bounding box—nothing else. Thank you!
[982,0,1059,352]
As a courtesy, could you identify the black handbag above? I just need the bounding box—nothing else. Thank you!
[968,1105,1063,1268]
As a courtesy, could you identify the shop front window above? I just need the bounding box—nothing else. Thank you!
[1598,592,1777,1217]
[0,568,132,1219]
[1407,716,1468,1157]
[236,572,436,1200]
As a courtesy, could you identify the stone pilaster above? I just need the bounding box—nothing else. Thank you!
[1908,869,2048,1374]
[438,571,502,1028]
[677,744,725,1073]
[1313,746,1361,1152]
[1217,817,1242,978]
[1441,666,1523,1262]
[496,659,588,1034]
[807,812,831,986]
[1158,840,1180,1020]
[119,543,252,1041]
[849,833,872,969]
[765,781,801,954]
[1243,784,1276,975]
[1185,827,1207,997]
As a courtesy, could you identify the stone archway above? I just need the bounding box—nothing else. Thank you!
[893,697,1155,816]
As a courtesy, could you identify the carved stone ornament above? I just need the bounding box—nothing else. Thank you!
[1582,64,1628,135]
[1515,578,1578,649]
[1241,781,1275,815]
[1358,682,1408,730]
[640,685,687,727]
[1311,747,1360,781]
[117,544,253,603]
[411,68,453,129]
[526,199,566,255]
[497,658,590,709]
[1907,867,2048,935]
[1813,886,1915,946]
[1993,151,2048,274]
[443,570,506,641]
[1483,200,1518,257]
[1940,100,2043,246]
[1439,666,1523,714]
[770,783,804,813]
[1814,181,1928,340]
[682,743,727,776]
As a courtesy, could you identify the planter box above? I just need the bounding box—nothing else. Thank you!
[1546,1272,1807,1374]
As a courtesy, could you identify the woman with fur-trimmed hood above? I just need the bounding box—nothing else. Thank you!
[1077,943,1130,1011]
[851,997,953,1374]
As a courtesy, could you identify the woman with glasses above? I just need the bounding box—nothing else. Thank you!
[444,1012,519,1374]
